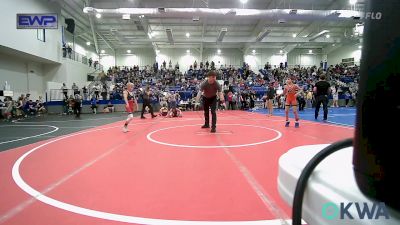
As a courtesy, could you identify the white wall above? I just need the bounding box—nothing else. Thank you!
[43,59,96,90]
[244,49,286,70]
[155,49,200,71]
[0,53,95,101]
[203,48,243,69]
[0,54,44,100]
[288,49,323,67]
[0,0,62,63]
[116,49,156,69]
[99,55,115,71]
[327,45,362,66]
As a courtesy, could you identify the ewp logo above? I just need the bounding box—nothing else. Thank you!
[17,14,58,29]
[322,202,390,220]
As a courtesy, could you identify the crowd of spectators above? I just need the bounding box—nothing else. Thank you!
[1,60,360,121]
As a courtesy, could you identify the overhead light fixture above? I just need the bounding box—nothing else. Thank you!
[100,50,105,54]
[256,28,271,42]
[217,28,227,42]
[86,41,91,46]
[350,0,357,5]
[308,50,313,54]
[309,30,329,41]
[83,7,92,13]
[358,45,362,49]
[139,15,144,18]
[186,49,190,53]
[252,49,256,54]
[127,50,131,53]
[326,34,330,38]
[95,13,102,19]
[186,32,190,38]
[280,50,283,54]
[240,0,248,4]
[122,14,131,20]
[166,28,174,44]
[292,33,297,38]
[217,49,221,54]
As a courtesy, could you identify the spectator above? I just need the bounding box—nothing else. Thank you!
[61,83,68,100]
[72,83,79,95]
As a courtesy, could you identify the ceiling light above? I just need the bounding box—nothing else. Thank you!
[358,45,362,49]
[308,50,312,54]
[217,49,221,54]
[240,0,248,4]
[186,49,190,53]
[326,34,330,38]
[86,41,91,46]
[127,50,131,53]
[252,49,256,54]
[100,50,105,54]
[292,33,297,38]
[95,13,101,19]
[280,50,283,54]
[186,32,190,38]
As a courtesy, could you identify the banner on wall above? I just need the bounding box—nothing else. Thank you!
[17,14,58,29]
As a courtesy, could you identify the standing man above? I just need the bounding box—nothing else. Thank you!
[141,86,157,119]
[313,74,331,121]
[266,82,276,116]
[73,93,82,118]
[198,71,225,133]
[61,83,68,100]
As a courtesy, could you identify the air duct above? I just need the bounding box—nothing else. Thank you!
[166,28,174,44]
[217,28,227,42]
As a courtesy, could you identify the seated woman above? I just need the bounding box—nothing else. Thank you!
[167,107,182,118]
[159,104,169,117]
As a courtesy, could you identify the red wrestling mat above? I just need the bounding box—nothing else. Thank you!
[0,111,353,225]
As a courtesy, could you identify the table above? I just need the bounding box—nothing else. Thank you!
[278,144,400,225]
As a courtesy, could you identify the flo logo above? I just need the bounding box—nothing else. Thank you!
[322,202,390,220]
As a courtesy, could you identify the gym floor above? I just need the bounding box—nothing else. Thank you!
[0,108,355,225]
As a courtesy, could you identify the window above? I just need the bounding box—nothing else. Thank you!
[37,29,46,42]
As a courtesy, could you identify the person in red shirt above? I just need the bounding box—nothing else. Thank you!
[283,77,301,127]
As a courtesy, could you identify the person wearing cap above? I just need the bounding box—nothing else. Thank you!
[197,71,225,133]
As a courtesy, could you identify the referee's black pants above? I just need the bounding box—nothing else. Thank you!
[141,101,155,117]
[315,95,329,120]
[203,96,217,128]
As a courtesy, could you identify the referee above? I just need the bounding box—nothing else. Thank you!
[197,71,225,133]
[313,74,331,121]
